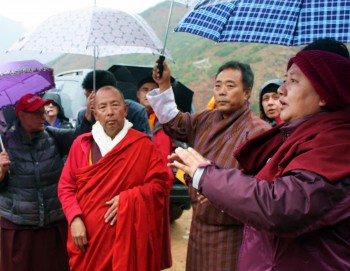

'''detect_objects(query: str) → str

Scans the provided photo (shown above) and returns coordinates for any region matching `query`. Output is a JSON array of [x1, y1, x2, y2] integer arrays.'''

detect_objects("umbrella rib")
[[289, 0, 304, 46]]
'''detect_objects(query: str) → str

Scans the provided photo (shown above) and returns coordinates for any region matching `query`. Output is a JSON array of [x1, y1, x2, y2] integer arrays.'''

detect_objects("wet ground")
[[164, 208, 192, 271], [0, 209, 193, 269]]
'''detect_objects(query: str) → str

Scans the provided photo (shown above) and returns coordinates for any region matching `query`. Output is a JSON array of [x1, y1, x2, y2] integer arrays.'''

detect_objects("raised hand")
[[168, 147, 208, 178], [85, 90, 95, 122], [0, 150, 10, 181], [152, 59, 172, 93]]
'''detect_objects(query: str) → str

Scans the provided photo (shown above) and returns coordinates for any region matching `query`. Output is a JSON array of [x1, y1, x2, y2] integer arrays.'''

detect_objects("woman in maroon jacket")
[[169, 50, 350, 271]]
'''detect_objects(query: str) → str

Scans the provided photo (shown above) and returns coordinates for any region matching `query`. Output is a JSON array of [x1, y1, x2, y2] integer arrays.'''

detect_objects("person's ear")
[[136, 90, 141, 101], [244, 88, 252, 100], [17, 111, 24, 119], [92, 109, 98, 121], [124, 103, 129, 117], [319, 99, 327, 107]]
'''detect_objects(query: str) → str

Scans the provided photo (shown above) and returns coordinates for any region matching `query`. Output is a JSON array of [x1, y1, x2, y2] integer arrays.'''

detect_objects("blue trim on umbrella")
[[175, 0, 350, 46]]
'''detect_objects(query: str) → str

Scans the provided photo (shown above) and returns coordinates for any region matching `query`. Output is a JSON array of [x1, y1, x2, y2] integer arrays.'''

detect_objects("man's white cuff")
[[192, 167, 205, 189], [147, 87, 179, 124]]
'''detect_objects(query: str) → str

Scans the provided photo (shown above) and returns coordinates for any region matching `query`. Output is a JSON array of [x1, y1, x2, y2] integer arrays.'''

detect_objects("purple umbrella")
[[0, 59, 54, 109]]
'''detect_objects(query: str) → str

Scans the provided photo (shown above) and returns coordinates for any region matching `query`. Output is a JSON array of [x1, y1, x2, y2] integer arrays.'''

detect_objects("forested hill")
[[48, 2, 302, 112]]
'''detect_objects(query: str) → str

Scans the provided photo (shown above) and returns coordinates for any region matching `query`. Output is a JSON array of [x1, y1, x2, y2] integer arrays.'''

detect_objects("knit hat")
[[287, 50, 350, 110], [15, 93, 53, 117]]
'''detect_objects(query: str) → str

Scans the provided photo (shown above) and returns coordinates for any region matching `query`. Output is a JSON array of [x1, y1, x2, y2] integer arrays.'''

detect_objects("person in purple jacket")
[[168, 49, 350, 271]]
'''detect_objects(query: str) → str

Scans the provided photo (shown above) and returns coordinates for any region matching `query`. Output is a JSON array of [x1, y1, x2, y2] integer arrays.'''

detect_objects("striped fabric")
[[175, 0, 350, 46], [163, 102, 270, 270]]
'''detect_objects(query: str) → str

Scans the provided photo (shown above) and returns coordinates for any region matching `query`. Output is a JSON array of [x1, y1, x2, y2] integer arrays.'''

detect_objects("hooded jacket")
[[259, 79, 283, 127], [43, 92, 72, 129]]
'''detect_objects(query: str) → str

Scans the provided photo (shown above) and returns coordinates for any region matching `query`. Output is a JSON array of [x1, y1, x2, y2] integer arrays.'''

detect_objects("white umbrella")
[[8, 6, 172, 61], [174, 0, 196, 7]]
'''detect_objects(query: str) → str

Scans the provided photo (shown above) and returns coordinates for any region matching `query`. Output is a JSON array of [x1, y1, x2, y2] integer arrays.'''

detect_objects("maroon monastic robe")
[[235, 107, 350, 182], [59, 129, 171, 271]]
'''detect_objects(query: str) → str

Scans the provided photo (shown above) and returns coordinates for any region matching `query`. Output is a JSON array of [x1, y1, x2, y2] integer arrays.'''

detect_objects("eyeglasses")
[[23, 110, 46, 116]]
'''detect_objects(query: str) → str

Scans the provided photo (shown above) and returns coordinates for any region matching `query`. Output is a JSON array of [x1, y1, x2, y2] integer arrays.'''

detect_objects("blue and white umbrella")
[[175, 0, 350, 46]]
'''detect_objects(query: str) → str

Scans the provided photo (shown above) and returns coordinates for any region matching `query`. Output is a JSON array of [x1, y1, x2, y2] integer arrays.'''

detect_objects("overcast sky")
[[0, 0, 167, 28], [0, 0, 176, 62]]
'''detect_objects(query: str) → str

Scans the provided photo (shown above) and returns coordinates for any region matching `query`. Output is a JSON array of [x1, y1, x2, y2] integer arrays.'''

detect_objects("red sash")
[[67, 130, 169, 270]]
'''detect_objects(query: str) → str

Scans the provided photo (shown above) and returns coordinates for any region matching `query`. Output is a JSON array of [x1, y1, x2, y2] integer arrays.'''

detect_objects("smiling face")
[[279, 63, 325, 122], [213, 68, 251, 118], [93, 86, 128, 139], [262, 92, 281, 119]]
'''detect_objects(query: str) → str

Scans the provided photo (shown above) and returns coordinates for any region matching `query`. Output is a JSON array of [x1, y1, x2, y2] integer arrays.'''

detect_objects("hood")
[[259, 79, 283, 124], [42, 91, 69, 121]]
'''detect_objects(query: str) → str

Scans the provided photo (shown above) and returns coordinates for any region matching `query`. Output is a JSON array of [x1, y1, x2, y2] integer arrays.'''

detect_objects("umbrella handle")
[[157, 55, 165, 78], [0, 135, 5, 152]]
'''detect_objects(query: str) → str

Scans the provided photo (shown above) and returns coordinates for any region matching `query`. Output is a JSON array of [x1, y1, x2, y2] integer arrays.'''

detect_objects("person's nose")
[[278, 84, 286, 96], [106, 105, 114, 116], [267, 97, 274, 105], [217, 85, 227, 95]]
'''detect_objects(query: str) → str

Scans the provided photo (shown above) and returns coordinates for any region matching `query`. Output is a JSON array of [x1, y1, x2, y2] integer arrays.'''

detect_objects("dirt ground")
[[164, 208, 192, 271], [0, 209, 193, 269]]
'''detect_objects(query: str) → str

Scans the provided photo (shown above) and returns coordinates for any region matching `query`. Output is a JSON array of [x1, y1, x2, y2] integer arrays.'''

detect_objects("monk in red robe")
[[58, 86, 171, 271]]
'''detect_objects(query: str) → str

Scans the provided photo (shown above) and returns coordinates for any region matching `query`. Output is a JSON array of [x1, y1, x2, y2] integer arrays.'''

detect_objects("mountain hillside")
[[48, 2, 302, 112]]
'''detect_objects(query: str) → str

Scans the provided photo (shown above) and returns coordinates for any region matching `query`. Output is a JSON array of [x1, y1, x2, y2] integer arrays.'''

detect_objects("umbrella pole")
[[162, 0, 175, 55], [93, 46, 96, 91], [157, 0, 175, 76]]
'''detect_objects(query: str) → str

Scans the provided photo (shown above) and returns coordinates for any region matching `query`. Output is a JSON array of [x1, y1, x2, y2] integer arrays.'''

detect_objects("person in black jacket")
[[0, 93, 93, 271]]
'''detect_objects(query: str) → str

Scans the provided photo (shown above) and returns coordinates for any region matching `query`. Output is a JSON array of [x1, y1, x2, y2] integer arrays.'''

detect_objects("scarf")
[[234, 107, 350, 183], [91, 118, 133, 157], [147, 110, 157, 131]]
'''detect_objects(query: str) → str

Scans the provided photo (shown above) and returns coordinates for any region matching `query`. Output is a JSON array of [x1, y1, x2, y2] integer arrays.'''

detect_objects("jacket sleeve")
[[58, 138, 84, 224], [74, 109, 85, 128], [147, 87, 179, 124], [147, 87, 197, 143], [47, 117, 92, 156], [197, 165, 350, 236]]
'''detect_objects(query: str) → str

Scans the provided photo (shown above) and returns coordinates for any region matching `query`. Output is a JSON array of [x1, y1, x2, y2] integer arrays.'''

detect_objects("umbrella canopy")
[[108, 64, 194, 113], [8, 6, 171, 59], [0, 59, 55, 109], [175, 0, 350, 46], [175, 0, 196, 6]]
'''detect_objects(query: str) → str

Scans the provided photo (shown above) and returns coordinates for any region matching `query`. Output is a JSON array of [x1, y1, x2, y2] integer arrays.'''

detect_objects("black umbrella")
[[108, 64, 194, 113]]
